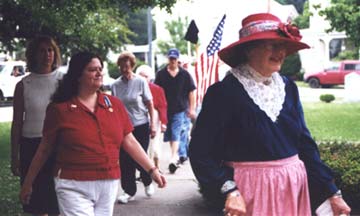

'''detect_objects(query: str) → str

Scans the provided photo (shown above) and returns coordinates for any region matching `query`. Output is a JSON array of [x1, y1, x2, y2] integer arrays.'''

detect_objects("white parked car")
[[0, 61, 27, 100]]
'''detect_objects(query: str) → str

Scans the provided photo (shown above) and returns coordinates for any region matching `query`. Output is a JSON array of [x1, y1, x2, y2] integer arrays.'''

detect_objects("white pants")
[[54, 178, 119, 216]]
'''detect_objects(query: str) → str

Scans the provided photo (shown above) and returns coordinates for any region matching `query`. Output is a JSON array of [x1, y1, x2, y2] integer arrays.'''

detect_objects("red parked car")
[[304, 60, 360, 88]]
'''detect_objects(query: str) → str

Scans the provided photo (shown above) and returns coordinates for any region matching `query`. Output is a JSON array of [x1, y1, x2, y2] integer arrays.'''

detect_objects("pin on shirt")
[[104, 95, 113, 112]]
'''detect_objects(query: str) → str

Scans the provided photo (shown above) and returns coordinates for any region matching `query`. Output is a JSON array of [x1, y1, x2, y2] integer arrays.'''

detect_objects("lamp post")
[[147, 7, 153, 68]]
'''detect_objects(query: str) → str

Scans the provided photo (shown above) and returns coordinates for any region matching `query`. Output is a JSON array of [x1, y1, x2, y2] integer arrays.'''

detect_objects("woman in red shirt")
[[20, 51, 166, 216]]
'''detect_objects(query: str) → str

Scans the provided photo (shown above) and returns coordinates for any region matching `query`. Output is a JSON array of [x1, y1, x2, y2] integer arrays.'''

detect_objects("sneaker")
[[178, 156, 188, 164], [117, 193, 135, 204], [169, 162, 178, 174], [145, 183, 155, 197]]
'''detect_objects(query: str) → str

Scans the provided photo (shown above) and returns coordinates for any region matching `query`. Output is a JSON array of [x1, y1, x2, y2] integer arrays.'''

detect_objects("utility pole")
[[147, 7, 153, 68]]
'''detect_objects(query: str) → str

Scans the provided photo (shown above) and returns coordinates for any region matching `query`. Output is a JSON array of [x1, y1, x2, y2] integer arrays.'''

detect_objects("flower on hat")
[[278, 23, 302, 41]]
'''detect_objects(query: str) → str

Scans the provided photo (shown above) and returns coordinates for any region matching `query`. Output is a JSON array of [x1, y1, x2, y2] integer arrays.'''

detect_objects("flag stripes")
[[194, 15, 226, 107]]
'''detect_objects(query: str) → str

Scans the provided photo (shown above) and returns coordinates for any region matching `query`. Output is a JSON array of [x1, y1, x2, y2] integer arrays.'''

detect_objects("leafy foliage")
[[319, 0, 360, 48], [334, 50, 359, 60], [319, 142, 360, 210], [320, 94, 336, 103], [126, 8, 157, 45], [293, 1, 311, 29], [0, 0, 177, 59], [280, 53, 302, 80], [274, 0, 307, 13], [157, 17, 196, 56]]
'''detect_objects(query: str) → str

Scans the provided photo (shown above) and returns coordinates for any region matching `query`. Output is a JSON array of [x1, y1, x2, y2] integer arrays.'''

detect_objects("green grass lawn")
[[1, 102, 360, 215], [0, 122, 23, 215], [303, 102, 360, 142]]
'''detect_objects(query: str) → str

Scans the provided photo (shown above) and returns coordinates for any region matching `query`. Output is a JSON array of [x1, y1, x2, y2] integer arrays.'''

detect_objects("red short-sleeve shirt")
[[43, 92, 133, 180], [149, 83, 168, 125]]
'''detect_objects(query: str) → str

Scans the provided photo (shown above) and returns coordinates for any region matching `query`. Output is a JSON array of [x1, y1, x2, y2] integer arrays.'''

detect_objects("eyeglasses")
[[263, 42, 287, 52]]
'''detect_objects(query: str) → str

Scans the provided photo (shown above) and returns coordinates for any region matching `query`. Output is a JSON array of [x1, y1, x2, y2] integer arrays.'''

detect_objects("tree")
[[319, 0, 360, 50], [157, 17, 189, 55], [0, 0, 177, 59], [126, 8, 157, 45], [156, 16, 197, 57], [274, 0, 307, 14], [280, 53, 302, 80], [293, 1, 311, 29]]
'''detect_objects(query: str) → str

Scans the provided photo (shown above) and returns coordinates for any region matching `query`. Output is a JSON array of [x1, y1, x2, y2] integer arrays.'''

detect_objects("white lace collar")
[[230, 64, 285, 122]]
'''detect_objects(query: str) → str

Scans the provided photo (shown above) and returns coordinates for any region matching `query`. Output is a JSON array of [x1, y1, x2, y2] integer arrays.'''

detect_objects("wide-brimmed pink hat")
[[218, 13, 310, 67]]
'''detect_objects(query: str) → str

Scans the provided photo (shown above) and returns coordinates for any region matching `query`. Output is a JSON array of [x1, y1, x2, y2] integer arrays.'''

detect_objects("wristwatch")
[[220, 180, 237, 194], [333, 190, 342, 198], [227, 190, 241, 198]]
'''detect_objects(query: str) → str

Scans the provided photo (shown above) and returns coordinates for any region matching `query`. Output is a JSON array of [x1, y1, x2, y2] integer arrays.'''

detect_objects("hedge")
[[319, 142, 360, 211]]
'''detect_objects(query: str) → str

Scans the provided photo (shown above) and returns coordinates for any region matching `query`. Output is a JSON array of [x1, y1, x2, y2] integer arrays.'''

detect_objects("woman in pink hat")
[[189, 13, 351, 216]]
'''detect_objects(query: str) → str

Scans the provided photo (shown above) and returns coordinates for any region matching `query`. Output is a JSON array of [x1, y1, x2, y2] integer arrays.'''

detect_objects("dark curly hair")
[[52, 51, 103, 103]]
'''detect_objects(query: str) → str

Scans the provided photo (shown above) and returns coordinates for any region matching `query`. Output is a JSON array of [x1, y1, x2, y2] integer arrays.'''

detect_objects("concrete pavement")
[[0, 106, 12, 122], [113, 143, 221, 216]]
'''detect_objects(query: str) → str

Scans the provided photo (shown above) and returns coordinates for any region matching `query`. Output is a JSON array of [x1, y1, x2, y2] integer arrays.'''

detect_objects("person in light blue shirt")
[[111, 51, 156, 204]]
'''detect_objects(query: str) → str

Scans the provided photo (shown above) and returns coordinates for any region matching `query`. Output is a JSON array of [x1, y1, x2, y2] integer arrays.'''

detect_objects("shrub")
[[319, 142, 360, 210], [333, 50, 359, 61], [320, 94, 335, 103], [280, 53, 302, 80], [107, 61, 120, 79]]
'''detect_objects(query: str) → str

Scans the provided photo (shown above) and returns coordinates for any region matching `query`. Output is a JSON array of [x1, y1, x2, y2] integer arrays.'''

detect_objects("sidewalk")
[[113, 143, 220, 216]]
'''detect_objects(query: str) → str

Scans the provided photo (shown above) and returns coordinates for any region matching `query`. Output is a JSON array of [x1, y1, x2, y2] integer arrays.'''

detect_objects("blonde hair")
[[117, 51, 136, 68]]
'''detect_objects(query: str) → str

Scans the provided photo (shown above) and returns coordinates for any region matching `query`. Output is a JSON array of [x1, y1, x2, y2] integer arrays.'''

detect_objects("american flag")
[[195, 14, 226, 107]]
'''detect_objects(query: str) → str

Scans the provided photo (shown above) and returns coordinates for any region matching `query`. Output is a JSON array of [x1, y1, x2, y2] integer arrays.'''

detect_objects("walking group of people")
[[10, 12, 351, 216], [11, 36, 194, 215]]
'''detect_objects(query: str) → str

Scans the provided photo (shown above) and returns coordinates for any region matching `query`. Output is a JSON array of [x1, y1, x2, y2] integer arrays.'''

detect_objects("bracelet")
[[148, 166, 158, 175]]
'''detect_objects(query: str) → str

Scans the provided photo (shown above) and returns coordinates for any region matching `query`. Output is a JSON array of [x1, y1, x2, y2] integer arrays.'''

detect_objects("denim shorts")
[[164, 111, 186, 142]]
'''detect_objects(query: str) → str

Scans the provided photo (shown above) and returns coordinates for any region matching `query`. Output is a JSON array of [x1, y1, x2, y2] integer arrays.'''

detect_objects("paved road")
[[298, 86, 346, 103], [0, 106, 12, 123]]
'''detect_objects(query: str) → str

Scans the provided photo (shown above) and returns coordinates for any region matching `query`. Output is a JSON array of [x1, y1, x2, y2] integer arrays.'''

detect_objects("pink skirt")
[[228, 155, 311, 216]]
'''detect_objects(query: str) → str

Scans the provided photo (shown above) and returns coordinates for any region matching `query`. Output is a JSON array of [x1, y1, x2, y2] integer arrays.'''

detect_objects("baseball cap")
[[167, 48, 180, 59]]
